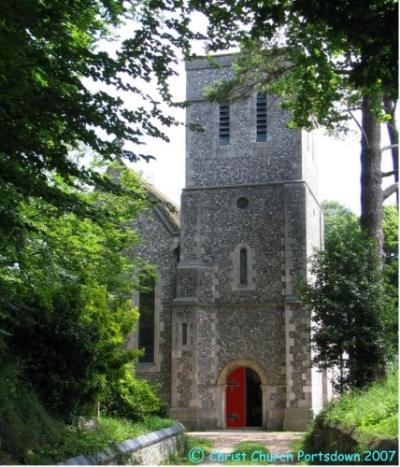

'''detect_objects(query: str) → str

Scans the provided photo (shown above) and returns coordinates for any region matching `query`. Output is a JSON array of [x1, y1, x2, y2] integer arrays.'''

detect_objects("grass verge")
[[321, 369, 397, 441], [299, 368, 398, 464], [163, 435, 214, 464]]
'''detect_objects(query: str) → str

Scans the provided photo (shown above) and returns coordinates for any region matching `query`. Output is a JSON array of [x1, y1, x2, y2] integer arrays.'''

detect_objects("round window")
[[237, 197, 249, 209]]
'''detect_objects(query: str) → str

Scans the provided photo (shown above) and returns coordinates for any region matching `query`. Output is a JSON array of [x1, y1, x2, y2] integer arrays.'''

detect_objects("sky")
[[107, 13, 395, 215]]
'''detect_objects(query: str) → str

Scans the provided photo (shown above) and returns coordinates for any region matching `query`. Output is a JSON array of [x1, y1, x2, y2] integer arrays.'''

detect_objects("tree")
[[190, 0, 398, 258], [293, 0, 398, 209], [299, 201, 397, 393], [381, 205, 399, 359], [320, 201, 356, 240], [0, 163, 160, 418], [1, 1, 200, 423], [0, 0, 193, 241]]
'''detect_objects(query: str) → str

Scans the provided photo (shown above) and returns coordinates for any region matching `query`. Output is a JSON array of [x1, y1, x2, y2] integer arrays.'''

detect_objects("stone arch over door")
[[216, 358, 269, 428]]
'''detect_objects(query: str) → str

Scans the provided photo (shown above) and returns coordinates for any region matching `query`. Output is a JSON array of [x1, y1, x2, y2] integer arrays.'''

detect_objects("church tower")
[[169, 54, 329, 430]]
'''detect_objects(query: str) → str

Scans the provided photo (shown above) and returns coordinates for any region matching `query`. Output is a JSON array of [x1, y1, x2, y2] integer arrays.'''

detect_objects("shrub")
[[324, 367, 398, 440], [26, 415, 174, 464], [299, 211, 387, 392], [102, 363, 162, 420], [6, 283, 138, 419], [0, 361, 61, 463], [1, 164, 150, 420], [301, 367, 398, 457]]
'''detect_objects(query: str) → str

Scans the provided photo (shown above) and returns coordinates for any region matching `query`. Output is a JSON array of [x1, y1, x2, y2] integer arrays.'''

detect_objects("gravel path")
[[187, 430, 304, 464]]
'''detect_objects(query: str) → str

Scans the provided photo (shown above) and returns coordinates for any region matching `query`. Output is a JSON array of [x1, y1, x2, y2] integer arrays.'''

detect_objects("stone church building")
[[128, 54, 331, 431]]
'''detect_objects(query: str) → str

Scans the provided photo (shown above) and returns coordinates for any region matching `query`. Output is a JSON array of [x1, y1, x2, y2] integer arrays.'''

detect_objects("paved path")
[[187, 430, 304, 464]]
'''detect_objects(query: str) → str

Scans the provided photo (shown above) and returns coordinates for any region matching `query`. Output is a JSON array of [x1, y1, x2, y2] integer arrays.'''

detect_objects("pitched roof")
[[143, 181, 180, 235]]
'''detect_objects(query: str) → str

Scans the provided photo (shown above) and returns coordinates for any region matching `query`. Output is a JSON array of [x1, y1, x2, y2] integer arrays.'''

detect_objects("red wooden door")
[[226, 367, 245, 427]]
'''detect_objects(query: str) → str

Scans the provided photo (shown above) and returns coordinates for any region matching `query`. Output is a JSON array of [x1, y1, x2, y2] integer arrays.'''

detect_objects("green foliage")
[[6, 282, 137, 417], [102, 364, 162, 420], [321, 201, 357, 241], [0, 2, 186, 453], [0, 163, 162, 419], [302, 368, 398, 456], [0, 362, 61, 463], [26, 415, 174, 464], [381, 206, 399, 359], [0, 356, 172, 464], [382, 206, 399, 292], [164, 436, 214, 465], [299, 201, 390, 391], [324, 368, 398, 441], [325, 202, 398, 366], [192, 1, 397, 126], [0, 0, 195, 240]]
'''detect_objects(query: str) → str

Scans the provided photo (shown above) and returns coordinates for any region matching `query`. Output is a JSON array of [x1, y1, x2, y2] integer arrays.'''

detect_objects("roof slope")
[[143, 181, 180, 235]]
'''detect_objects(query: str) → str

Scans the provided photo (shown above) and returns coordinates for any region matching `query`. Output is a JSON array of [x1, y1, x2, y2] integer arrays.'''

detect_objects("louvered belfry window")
[[219, 102, 230, 145], [256, 93, 267, 142]]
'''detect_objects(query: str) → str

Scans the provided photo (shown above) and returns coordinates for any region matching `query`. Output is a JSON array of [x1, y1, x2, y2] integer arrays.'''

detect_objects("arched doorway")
[[226, 366, 262, 428], [216, 359, 268, 428]]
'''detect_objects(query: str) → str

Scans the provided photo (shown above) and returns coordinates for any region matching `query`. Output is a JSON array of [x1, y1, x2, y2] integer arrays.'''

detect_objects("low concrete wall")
[[61, 422, 185, 465]]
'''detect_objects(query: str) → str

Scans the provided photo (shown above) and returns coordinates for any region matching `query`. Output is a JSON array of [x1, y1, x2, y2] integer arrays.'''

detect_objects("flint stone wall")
[[185, 56, 303, 188], [127, 207, 179, 403]]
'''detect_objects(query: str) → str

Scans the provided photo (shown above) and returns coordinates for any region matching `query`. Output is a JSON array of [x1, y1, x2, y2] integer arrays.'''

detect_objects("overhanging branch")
[[382, 170, 398, 178], [383, 183, 399, 201], [381, 144, 399, 153]]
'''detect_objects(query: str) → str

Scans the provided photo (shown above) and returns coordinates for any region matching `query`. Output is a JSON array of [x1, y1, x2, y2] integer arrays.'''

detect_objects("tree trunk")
[[360, 95, 384, 262], [383, 95, 399, 206]]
